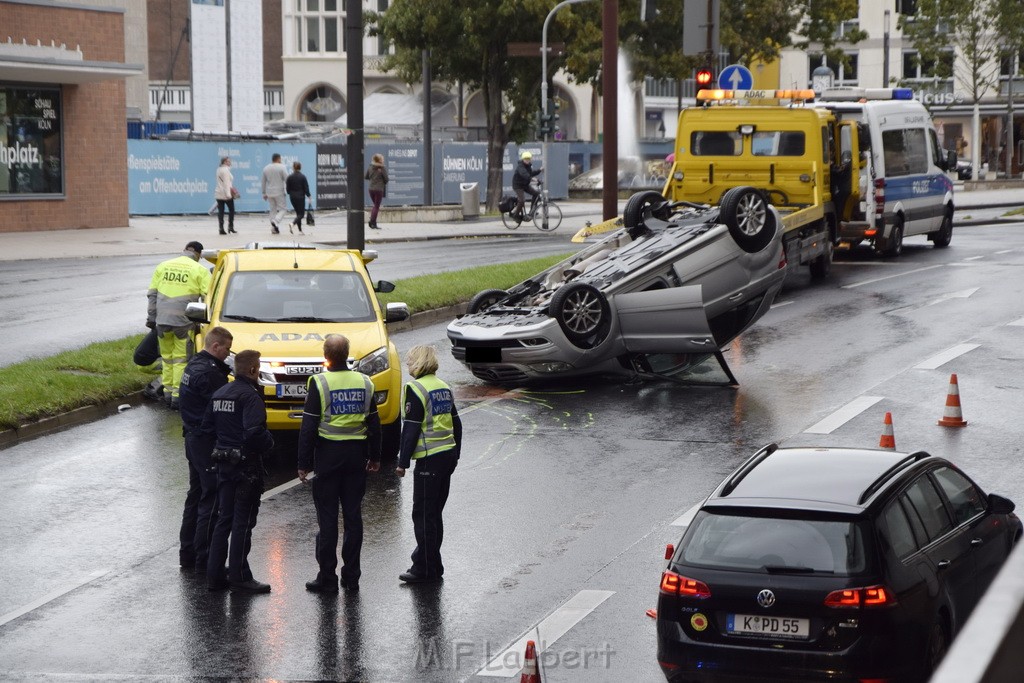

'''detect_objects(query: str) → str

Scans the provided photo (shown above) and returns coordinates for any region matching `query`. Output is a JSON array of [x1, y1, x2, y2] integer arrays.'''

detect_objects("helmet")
[[521, 151, 532, 161]]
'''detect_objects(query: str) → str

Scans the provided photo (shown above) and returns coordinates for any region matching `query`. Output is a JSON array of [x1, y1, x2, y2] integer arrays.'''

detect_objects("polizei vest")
[[310, 370, 375, 440], [404, 375, 455, 458]]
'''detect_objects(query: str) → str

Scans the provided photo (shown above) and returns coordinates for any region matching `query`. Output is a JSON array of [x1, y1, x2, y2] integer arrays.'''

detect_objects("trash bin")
[[460, 182, 480, 218]]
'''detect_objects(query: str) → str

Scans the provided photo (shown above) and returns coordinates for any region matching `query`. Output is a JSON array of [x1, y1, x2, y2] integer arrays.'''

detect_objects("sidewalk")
[[0, 186, 1021, 262]]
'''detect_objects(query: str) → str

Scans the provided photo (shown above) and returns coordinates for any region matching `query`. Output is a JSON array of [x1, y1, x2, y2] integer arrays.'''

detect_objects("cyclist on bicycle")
[[512, 151, 542, 220]]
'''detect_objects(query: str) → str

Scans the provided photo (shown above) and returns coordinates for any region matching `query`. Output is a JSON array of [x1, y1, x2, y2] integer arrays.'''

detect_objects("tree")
[[900, 0, 1002, 177]]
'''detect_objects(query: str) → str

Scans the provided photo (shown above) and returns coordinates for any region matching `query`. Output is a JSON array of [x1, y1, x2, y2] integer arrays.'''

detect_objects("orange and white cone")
[[937, 373, 968, 428], [519, 640, 541, 683], [879, 412, 896, 449]]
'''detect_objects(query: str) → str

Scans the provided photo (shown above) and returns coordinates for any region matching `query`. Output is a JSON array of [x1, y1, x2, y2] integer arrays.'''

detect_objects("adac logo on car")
[[258, 332, 327, 342], [690, 613, 709, 632]]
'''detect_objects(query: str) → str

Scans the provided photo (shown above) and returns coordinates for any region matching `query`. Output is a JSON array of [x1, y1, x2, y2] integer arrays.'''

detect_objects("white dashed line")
[[1009, 318, 1024, 327], [962, 256, 985, 261], [262, 478, 305, 500], [804, 396, 884, 434], [0, 569, 109, 627], [996, 250, 1014, 255], [914, 343, 980, 370], [671, 503, 702, 528], [770, 300, 794, 309], [841, 265, 944, 289], [476, 590, 615, 677]]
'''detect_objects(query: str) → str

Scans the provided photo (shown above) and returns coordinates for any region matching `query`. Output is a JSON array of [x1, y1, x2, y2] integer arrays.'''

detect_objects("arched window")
[[301, 85, 345, 122]]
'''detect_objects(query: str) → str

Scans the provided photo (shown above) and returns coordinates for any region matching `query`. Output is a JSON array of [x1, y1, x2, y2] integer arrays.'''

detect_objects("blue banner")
[[128, 140, 317, 215]]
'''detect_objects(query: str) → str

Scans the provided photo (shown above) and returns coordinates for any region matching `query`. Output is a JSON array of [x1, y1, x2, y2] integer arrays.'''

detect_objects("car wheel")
[[809, 235, 833, 280], [930, 209, 953, 248], [549, 282, 610, 349], [719, 186, 778, 253], [467, 288, 509, 314], [381, 420, 401, 459], [880, 217, 904, 257], [623, 190, 671, 230], [926, 619, 948, 675]]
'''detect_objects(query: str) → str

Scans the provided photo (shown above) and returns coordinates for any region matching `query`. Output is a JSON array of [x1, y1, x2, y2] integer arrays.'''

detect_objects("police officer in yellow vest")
[[298, 334, 381, 593], [146, 241, 212, 409], [395, 345, 462, 584]]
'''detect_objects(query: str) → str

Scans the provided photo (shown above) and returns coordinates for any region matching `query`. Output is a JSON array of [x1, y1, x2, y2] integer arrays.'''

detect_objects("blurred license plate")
[[727, 614, 809, 639], [465, 347, 501, 363], [275, 383, 308, 398]]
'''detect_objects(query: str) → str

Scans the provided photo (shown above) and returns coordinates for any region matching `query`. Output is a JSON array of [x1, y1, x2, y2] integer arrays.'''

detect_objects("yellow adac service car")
[[186, 243, 409, 449]]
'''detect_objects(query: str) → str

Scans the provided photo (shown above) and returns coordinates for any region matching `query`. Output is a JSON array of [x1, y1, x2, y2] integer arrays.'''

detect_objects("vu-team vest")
[[404, 375, 455, 458], [310, 370, 375, 440]]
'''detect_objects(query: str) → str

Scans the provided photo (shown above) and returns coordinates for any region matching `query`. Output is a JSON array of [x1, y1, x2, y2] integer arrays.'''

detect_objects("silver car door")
[[613, 285, 716, 353]]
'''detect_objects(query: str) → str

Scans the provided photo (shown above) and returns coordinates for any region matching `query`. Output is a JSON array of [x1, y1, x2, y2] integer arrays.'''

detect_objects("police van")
[[817, 87, 956, 256]]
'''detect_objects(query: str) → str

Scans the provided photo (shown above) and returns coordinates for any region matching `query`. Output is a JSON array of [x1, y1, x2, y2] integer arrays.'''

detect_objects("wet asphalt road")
[[0, 235, 574, 368], [1, 224, 1024, 681]]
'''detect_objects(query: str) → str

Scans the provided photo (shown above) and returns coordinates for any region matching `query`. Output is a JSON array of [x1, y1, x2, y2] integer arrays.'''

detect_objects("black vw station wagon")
[[657, 445, 1021, 683]]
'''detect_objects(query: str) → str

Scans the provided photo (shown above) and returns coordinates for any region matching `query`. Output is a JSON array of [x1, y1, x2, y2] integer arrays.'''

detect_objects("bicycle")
[[501, 180, 563, 231]]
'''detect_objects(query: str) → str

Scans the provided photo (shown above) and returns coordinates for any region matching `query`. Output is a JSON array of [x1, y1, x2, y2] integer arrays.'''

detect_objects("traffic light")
[[548, 98, 561, 136], [695, 68, 714, 93]]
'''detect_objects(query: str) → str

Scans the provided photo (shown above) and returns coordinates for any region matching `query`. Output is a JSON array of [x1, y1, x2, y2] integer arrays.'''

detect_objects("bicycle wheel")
[[501, 210, 523, 230], [533, 202, 563, 231]]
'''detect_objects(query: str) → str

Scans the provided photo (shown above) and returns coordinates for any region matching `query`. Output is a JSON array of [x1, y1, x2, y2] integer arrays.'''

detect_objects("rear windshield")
[[681, 510, 870, 575], [222, 270, 376, 323]]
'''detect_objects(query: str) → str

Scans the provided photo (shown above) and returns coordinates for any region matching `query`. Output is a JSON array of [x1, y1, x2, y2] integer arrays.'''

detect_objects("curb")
[[0, 305, 468, 451]]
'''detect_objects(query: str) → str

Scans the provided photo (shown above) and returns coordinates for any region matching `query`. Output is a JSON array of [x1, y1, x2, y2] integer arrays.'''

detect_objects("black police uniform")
[[297, 375, 381, 589], [177, 350, 231, 572], [202, 374, 274, 590], [398, 387, 462, 581]]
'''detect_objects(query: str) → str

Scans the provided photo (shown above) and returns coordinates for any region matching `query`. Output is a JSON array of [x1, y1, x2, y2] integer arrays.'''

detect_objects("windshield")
[[681, 510, 870, 575], [221, 270, 376, 323]]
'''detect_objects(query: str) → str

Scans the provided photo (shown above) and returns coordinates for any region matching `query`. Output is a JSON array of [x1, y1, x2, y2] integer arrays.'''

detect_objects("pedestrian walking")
[[261, 153, 288, 234], [214, 157, 237, 235], [395, 345, 461, 584], [177, 325, 233, 574], [298, 334, 382, 593], [146, 241, 212, 409], [204, 349, 276, 593], [286, 161, 311, 235], [365, 153, 388, 230], [512, 151, 542, 219]]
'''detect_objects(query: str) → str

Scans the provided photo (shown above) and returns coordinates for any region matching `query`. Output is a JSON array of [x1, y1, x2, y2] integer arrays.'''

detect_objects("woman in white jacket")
[[214, 157, 237, 234]]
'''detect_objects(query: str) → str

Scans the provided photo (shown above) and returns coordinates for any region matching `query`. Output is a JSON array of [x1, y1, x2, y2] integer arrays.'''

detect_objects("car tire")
[[925, 619, 948, 676], [467, 288, 509, 314], [623, 190, 671, 230], [930, 209, 953, 248], [879, 216, 904, 257], [719, 186, 778, 253], [549, 282, 610, 349], [381, 420, 401, 459], [809, 236, 833, 280]]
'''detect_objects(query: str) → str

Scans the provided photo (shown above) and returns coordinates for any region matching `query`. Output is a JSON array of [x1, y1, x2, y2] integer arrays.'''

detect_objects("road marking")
[[996, 249, 1014, 255], [1010, 317, 1024, 327], [842, 264, 944, 289], [477, 590, 615, 677], [804, 396, 883, 434], [927, 287, 979, 306], [262, 478, 305, 500], [914, 343, 980, 370], [671, 503, 702, 527], [461, 388, 523, 415], [962, 256, 985, 261], [770, 300, 794, 309], [0, 569, 108, 627]]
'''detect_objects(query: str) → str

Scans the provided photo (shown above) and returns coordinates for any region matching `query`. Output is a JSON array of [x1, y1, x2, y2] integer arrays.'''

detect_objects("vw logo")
[[756, 589, 776, 608]]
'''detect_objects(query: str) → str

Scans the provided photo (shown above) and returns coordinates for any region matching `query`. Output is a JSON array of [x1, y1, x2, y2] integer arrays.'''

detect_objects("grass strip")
[[0, 251, 574, 431]]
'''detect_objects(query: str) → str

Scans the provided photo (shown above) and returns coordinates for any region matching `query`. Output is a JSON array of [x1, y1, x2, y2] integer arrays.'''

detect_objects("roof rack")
[[720, 443, 779, 496], [857, 450, 933, 504]]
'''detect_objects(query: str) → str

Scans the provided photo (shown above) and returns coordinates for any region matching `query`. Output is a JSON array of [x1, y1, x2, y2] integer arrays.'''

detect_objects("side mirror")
[[385, 302, 410, 323], [989, 493, 1016, 515], [375, 279, 396, 294], [185, 301, 209, 324]]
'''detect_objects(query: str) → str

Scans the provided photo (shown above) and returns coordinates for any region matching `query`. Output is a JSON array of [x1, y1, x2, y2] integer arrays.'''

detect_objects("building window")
[[898, 0, 917, 15], [292, 0, 343, 55], [808, 52, 859, 86], [902, 49, 954, 81]]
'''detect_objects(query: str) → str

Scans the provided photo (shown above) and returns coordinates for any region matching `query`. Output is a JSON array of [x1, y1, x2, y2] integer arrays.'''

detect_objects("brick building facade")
[[0, 0, 141, 231]]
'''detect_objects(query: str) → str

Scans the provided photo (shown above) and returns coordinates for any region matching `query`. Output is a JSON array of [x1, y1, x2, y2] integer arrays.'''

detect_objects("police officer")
[[147, 241, 212, 409], [395, 345, 461, 584], [177, 325, 233, 573], [298, 334, 381, 593], [203, 349, 275, 593]]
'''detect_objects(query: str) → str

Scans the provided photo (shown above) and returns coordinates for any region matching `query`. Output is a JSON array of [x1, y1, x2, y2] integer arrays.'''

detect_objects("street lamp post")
[[883, 9, 890, 87]]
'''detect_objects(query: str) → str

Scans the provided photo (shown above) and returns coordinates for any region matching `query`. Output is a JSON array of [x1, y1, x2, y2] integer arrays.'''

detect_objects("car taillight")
[[660, 571, 711, 598], [824, 585, 896, 608]]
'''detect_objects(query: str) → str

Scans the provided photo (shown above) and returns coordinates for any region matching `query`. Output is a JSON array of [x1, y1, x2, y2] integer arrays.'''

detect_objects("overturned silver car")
[[447, 187, 787, 384]]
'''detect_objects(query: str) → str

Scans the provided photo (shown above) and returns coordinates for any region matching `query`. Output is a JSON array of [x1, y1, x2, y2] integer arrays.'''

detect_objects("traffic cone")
[[879, 412, 896, 449], [519, 640, 541, 683], [937, 373, 968, 428]]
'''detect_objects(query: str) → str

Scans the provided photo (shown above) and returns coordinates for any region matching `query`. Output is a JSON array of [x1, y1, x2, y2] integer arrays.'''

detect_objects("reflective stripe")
[[312, 371, 374, 441], [405, 376, 455, 459]]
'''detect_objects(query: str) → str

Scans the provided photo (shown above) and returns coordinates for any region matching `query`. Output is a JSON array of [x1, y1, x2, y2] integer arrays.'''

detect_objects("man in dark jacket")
[[203, 349, 275, 593], [512, 151, 542, 219], [177, 326, 233, 574], [298, 334, 382, 593]]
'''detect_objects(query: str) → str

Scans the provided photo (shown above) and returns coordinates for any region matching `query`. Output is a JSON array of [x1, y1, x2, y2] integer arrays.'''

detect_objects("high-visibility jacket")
[[404, 375, 455, 459], [310, 370, 375, 441], [147, 254, 211, 328]]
